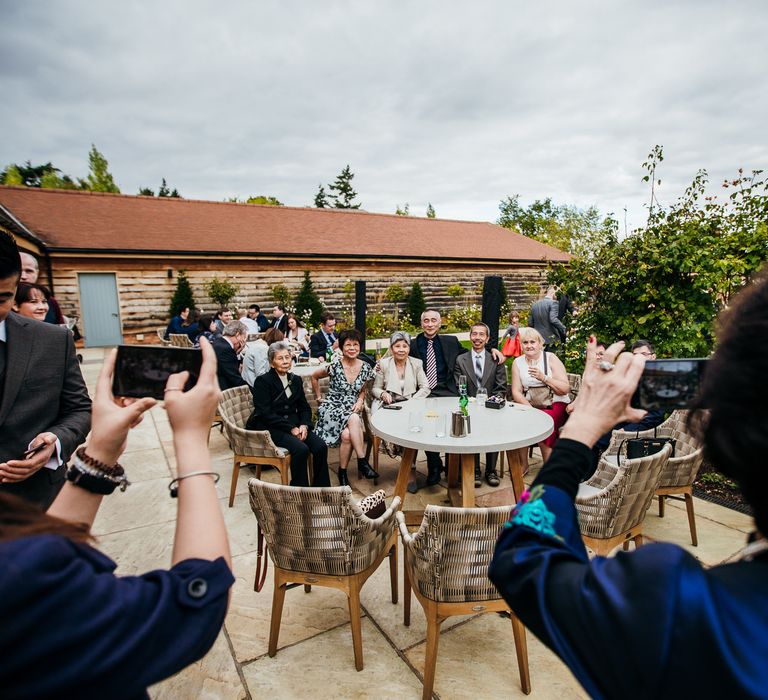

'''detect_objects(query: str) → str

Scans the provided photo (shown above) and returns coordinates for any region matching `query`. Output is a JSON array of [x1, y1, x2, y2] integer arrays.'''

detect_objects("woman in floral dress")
[[311, 328, 378, 486]]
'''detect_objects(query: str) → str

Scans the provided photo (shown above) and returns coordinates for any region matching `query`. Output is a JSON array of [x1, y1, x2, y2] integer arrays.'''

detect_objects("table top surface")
[[369, 396, 554, 453], [291, 362, 328, 377]]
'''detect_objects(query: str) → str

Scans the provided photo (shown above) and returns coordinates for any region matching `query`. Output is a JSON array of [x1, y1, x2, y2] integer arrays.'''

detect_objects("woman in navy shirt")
[[0, 338, 234, 700]]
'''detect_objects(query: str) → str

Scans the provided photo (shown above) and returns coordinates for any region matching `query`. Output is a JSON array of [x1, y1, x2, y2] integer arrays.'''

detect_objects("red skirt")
[[539, 401, 568, 448]]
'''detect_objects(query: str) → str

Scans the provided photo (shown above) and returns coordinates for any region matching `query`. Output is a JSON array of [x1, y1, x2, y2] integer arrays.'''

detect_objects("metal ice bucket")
[[450, 411, 471, 437]]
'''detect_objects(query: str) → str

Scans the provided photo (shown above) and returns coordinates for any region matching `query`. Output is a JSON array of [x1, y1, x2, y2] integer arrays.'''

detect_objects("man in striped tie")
[[410, 309, 505, 489]]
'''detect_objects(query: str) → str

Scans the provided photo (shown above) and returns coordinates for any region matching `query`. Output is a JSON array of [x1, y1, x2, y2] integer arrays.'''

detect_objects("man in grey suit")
[[0, 232, 91, 509], [454, 322, 507, 487], [529, 286, 567, 354]]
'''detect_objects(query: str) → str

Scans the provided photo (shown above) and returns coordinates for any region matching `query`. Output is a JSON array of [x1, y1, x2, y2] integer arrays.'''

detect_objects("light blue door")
[[78, 273, 123, 347]]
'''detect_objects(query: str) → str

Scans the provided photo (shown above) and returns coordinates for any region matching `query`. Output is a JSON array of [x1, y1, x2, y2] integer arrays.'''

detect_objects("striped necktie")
[[475, 354, 483, 386], [425, 338, 438, 389]]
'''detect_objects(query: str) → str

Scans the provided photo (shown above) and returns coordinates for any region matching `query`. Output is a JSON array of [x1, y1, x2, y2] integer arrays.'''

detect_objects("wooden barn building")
[[0, 186, 568, 346]]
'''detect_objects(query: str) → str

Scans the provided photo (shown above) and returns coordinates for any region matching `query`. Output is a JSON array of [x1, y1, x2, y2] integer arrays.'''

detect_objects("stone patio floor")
[[78, 348, 753, 699]]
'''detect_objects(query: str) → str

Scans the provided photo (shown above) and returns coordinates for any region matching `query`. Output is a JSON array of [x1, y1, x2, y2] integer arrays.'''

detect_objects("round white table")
[[370, 396, 554, 518], [291, 362, 328, 413]]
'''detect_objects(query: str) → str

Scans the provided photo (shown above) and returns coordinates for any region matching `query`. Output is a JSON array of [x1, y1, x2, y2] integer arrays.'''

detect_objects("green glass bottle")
[[459, 389, 469, 416]]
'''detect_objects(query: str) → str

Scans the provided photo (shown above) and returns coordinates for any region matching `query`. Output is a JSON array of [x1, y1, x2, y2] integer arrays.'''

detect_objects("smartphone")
[[382, 404, 403, 410], [23, 441, 49, 459], [631, 359, 708, 411], [112, 345, 203, 400]]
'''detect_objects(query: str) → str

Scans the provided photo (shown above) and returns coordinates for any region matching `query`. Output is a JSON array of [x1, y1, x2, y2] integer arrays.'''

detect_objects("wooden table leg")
[[393, 447, 417, 504], [505, 449, 526, 502], [461, 454, 476, 508], [447, 453, 459, 488]]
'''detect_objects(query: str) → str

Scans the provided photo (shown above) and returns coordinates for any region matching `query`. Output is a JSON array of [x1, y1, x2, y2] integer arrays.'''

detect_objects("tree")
[[1, 165, 23, 186], [395, 203, 410, 216], [406, 282, 426, 326], [40, 170, 78, 189], [2, 161, 77, 188], [426, 202, 436, 219], [83, 144, 120, 193], [168, 269, 196, 317], [314, 184, 329, 208], [548, 151, 768, 368], [328, 165, 360, 209], [204, 276, 239, 308], [271, 283, 291, 308], [246, 195, 283, 206], [294, 271, 324, 327], [138, 186, 155, 196]]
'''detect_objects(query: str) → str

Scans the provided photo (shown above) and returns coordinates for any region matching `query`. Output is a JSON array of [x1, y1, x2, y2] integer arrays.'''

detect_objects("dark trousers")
[[474, 452, 498, 473], [425, 451, 443, 475], [269, 430, 330, 487]]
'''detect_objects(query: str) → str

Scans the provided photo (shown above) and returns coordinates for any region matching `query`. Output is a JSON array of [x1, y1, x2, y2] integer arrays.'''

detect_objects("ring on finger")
[[164, 387, 183, 393], [598, 360, 615, 372]]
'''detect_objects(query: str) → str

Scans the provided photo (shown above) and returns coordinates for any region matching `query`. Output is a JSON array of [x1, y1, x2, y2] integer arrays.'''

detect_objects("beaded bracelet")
[[76, 446, 124, 477], [67, 452, 130, 495], [168, 471, 220, 498]]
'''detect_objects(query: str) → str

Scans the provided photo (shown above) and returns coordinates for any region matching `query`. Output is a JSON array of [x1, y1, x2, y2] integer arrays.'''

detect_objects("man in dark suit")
[[308, 311, 338, 359], [248, 304, 270, 333], [0, 232, 91, 509], [454, 322, 507, 487], [529, 286, 567, 354], [271, 304, 288, 333], [246, 340, 330, 486], [212, 320, 248, 390]]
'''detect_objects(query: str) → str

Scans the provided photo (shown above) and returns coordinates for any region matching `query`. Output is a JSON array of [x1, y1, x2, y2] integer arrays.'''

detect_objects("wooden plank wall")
[[44, 256, 547, 342]]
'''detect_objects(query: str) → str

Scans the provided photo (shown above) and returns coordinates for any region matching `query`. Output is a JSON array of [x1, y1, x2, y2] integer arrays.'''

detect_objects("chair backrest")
[[566, 372, 582, 401], [156, 328, 171, 345], [248, 479, 399, 576], [169, 333, 194, 348], [654, 410, 705, 488], [398, 504, 510, 603], [218, 385, 283, 457], [578, 442, 673, 539]]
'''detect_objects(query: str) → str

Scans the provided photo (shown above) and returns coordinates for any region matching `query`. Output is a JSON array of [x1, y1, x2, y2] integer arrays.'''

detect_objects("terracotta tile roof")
[[0, 186, 569, 263]]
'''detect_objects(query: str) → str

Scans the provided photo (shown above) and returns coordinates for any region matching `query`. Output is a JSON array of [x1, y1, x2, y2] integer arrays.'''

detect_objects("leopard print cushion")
[[358, 489, 386, 519]]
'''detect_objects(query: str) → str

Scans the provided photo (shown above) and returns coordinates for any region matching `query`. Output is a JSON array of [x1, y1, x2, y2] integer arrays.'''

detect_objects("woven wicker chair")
[[576, 442, 673, 555], [156, 328, 171, 346], [605, 411, 704, 545], [218, 385, 292, 506], [249, 480, 400, 671], [169, 333, 194, 348], [398, 505, 531, 699]]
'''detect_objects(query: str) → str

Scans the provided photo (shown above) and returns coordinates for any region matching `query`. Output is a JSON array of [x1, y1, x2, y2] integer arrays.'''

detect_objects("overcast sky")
[[2, 1, 766, 233]]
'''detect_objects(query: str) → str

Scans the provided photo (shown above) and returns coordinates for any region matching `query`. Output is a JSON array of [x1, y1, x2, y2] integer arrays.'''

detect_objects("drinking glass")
[[426, 397, 437, 417], [408, 410, 423, 433], [476, 388, 489, 405], [434, 413, 446, 438], [458, 374, 467, 393]]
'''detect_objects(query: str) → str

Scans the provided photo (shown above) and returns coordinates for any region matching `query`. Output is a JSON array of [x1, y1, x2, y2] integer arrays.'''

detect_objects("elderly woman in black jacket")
[[246, 341, 330, 487]]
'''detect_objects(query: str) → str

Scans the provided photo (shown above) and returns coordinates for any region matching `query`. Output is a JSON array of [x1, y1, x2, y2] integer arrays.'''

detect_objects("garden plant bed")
[[693, 463, 753, 516]]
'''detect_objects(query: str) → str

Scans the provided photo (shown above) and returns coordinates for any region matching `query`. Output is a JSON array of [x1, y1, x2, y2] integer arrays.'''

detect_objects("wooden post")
[[481, 275, 504, 347], [354, 280, 367, 347]]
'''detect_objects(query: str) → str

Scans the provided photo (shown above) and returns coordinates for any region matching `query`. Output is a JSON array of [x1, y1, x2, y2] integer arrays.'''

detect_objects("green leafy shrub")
[[204, 276, 239, 307]]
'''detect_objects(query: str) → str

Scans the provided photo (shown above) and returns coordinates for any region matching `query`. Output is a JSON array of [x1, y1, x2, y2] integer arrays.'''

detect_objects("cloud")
[[1, 1, 766, 231]]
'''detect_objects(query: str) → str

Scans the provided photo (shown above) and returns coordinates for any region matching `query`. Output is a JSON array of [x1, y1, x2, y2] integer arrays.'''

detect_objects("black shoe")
[[474, 466, 482, 488], [426, 461, 442, 486], [338, 469, 349, 487], [485, 470, 500, 487], [357, 460, 379, 480]]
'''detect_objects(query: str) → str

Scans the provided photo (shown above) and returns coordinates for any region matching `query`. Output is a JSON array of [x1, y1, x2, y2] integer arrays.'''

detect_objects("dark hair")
[[175, 304, 190, 317], [631, 339, 655, 354], [274, 303, 285, 312], [249, 304, 260, 312], [186, 309, 200, 326], [0, 493, 93, 545], [0, 231, 22, 281], [218, 307, 231, 316], [320, 311, 335, 324], [508, 311, 519, 322], [688, 269, 768, 534], [198, 314, 216, 332], [338, 328, 363, 349], [14, 282, 50, 305], [263, 327, 285, 345]]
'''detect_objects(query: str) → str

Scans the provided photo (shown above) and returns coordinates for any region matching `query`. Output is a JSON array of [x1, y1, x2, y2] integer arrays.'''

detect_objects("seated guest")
[[271, 304, 288, 333], [194, 314, 220, 346], [308, 311, 338, 359], [214, 308, 233, 334], [246, 341, 330, 487], [212, 320, 247, 390], [164, 305, 191, 340], [510, 327, 571, 469], [13, 282, 51, 322], [371, 330, 430, 489], [242, 328, 284, 386], [184, 309, 201, 342], [455, 322, 508, 487], [285, 313, 309, 356], [311, 329, 377, 486], [491, 272, 768, 697], [248, 304, 270, 333], [238, 309, 260, 335]]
